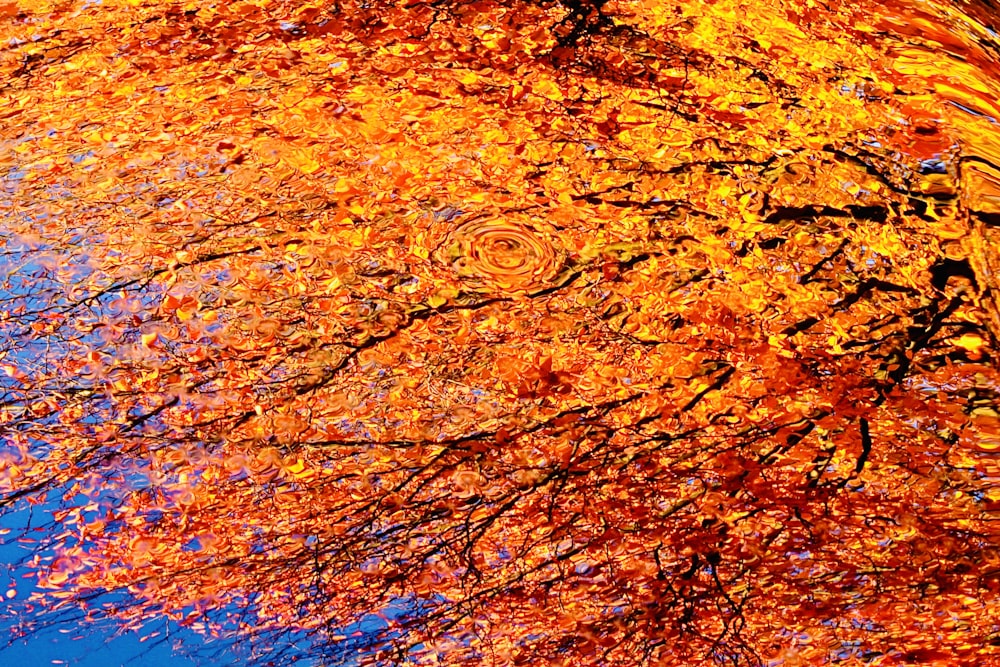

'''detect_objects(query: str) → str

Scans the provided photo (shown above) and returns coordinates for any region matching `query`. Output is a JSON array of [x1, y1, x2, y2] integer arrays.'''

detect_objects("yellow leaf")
[[532, 79, 563, 101], [285, 459, 307, 477], [952, 334, 984, 353]]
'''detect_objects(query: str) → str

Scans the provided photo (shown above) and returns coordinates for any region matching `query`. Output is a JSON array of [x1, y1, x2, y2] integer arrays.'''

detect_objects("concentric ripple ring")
[[441, 218, 562, 291]]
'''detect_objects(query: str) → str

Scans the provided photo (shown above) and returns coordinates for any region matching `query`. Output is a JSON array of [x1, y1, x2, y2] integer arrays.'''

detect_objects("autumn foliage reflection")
[[1, 0, 1000, 665]]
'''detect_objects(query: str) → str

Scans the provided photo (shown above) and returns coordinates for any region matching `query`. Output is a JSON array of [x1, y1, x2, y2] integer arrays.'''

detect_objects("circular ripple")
[[441, 218, 562, 291]]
